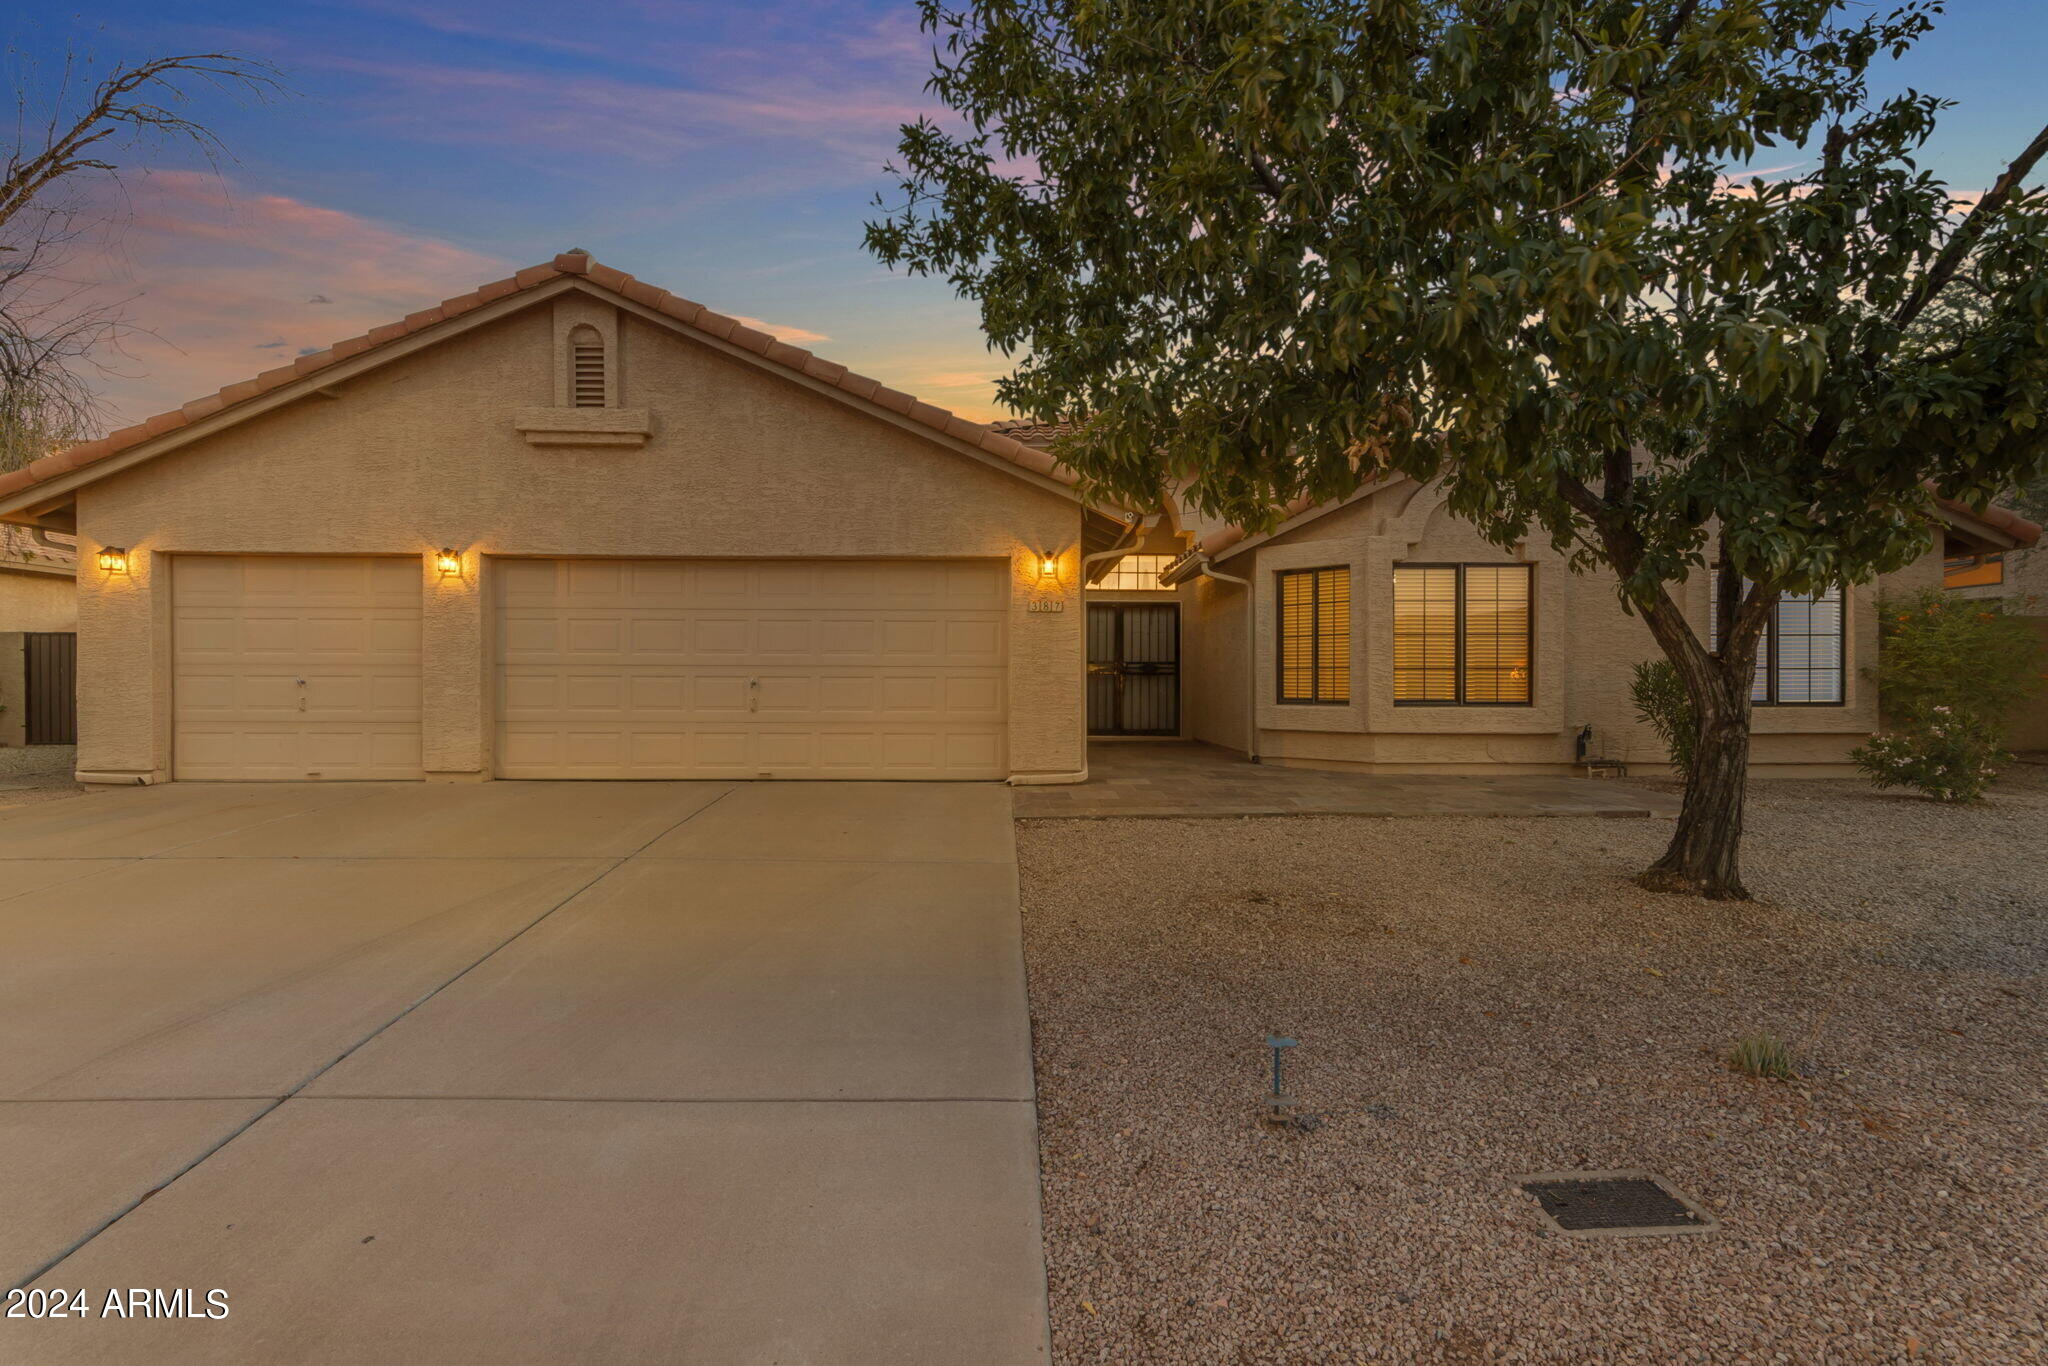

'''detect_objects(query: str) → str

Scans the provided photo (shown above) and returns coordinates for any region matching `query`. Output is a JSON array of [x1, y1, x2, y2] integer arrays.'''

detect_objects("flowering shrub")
[[1856, 591, 2044, 802], [1852, 708, 2008, 803]]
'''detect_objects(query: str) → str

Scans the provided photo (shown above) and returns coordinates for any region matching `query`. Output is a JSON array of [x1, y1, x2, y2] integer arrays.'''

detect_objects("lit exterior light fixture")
[[98, 546, 129, 574], [435, 548, 462, 577], [1038, 550, 1060, 579]]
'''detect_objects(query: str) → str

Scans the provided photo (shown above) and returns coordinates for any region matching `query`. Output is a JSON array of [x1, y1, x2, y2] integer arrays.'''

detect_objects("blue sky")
[[8, 0, 2047, 428]]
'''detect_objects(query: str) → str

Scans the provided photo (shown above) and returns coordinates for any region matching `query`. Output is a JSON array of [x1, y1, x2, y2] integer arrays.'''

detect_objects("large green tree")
[[868, 0, 2048, 897]]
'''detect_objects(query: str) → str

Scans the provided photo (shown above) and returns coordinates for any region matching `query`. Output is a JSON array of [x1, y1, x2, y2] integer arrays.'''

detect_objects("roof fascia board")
[[0, 559, 74, 579]]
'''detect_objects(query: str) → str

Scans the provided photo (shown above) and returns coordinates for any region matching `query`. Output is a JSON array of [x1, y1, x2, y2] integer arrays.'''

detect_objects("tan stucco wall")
[[1186, 480, 1885, 775], [0, 568, 76, 634], [1184, 573, 1249, 753], [70, 293, 1084, 782]]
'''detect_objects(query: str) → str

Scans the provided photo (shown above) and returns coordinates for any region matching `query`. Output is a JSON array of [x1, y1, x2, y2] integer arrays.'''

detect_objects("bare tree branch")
[[0, 47, 283, 469]]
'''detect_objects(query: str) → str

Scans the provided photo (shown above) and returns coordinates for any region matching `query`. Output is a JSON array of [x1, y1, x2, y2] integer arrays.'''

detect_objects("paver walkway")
[[1014, 742, 1679, 819], [0, 781, 1048, 1363]]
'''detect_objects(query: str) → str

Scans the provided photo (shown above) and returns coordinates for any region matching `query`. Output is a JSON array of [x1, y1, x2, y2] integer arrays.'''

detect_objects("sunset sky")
[[9, 0, 2047, 431]]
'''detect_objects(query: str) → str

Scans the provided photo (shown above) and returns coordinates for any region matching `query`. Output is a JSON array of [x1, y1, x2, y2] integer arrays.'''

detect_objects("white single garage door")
[[173, 556, 423, 780], [495, 558, 1007, 779]]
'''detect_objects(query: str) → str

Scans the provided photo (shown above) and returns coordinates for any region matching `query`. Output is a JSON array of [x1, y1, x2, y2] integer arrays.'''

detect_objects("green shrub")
[[1629, 659, 1696, 780], [1854, 591, 2044, 801], [1853, 712, 2008, 803], [1728, 1033, 1800, 1081], [1871, 590, 2044, 732]]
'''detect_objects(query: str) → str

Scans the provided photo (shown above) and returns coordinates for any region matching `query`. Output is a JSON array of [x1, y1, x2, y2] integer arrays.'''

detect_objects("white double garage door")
[[172, 556, 1009, 781]]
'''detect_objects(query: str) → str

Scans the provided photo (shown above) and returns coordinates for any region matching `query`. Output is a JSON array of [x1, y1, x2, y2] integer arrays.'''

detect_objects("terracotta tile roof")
[[0, 524, 76, 571], [1203, 487, 2039, 561], [1941, 496, 2041, 546], [0, 252, 1076, 505]]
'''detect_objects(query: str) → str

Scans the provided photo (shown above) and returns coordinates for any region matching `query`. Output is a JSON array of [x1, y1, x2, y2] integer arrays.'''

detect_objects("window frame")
[[1942, 550, 2005, 589], [1275, 565, 1352, 706], [1095, 553, 1177, 592], [1710, 574, 1847, 708], [1391, 562, 1535, 708]]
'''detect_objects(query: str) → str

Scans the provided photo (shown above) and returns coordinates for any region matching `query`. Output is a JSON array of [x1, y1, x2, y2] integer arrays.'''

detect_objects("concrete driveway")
[[0, 781, 1048, 1363]]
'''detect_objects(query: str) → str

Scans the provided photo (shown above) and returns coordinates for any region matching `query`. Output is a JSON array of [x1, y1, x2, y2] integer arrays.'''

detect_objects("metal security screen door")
[[1087, 603, 1180, 735]]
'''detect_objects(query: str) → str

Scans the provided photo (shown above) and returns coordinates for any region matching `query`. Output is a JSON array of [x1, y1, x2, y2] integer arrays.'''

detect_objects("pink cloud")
[[730, 315, 829, 345], [70, 171, 506, 426]]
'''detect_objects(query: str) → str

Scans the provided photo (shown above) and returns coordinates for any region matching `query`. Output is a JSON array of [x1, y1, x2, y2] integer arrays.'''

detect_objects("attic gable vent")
[[569, 325, 606, 407]]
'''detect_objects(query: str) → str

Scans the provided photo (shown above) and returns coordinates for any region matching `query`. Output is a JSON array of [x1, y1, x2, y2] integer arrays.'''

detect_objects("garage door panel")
[[175, 556, 423, 781], [565, 561, 628, 598], [684, 674, 749, 713], [819, 675, 879, 714], [946, 731, 1003, 769], [565, 618, 624, 655], [693, 619, 752, 655], [817, 620, 877, 655], [945, 620, 1004, 660], [493, 559, 1007, 780], [948, 562, 1008, 606]]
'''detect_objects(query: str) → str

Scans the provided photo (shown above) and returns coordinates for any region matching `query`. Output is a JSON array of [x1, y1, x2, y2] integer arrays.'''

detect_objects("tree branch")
[[1246, 147, 1287, 202], [1893, 121, 2048, 335]]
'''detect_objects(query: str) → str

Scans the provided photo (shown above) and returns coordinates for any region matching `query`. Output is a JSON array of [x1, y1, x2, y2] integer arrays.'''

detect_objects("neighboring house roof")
[[0, 524, 76, 578], [0, 252, 1079, 516], [1938, 497, 2041, 549]]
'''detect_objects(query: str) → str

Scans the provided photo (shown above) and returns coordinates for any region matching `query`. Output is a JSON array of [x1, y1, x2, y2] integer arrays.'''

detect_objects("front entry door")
[[1087, 603, 1180, 736]]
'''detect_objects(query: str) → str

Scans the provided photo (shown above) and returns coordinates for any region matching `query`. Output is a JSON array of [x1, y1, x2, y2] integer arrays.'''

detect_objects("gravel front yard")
[[1018, 767, 2048, 1363]]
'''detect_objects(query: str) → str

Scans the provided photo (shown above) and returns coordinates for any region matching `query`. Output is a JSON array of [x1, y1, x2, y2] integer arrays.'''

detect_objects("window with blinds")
[[569, 325, 606, 407], [1708, 575, 1844, 705], [1392, 564, 1532, 705], [1277, 567, 1351, 703]]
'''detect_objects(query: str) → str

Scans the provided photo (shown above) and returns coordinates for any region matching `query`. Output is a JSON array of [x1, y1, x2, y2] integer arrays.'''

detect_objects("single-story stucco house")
[[0, 252, 2036, 785]]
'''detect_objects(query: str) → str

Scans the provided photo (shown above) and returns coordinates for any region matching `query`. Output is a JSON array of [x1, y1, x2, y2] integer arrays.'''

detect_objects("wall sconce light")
[[1038, 550, 1060, 580], [435, 548, 462, 577], [98, 546, 130, 574]]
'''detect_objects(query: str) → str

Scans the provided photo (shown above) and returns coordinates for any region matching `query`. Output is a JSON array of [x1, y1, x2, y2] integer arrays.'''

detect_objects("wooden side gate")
[[23, 632, 77, 745]]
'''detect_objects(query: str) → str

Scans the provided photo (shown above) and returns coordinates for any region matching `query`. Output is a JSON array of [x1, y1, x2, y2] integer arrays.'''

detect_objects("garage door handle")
[[748, 677, 759, 713]]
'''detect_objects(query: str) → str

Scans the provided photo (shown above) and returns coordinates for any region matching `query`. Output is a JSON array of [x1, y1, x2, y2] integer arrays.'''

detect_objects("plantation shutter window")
[[1277, 567, 1351, 703], [1392, 564, 1533, 705], [1392, 566, 1459, 702], [1708, 575, 1844, 706]]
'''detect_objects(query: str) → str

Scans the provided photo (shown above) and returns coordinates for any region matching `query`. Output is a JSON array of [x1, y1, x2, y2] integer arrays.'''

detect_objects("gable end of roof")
[[0, 252, 1076, 511]]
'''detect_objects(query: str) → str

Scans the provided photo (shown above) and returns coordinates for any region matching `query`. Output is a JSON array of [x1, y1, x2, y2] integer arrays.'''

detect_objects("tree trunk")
[[1552, 471, 1772, 900], [1638, 677, 1753, 899]]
